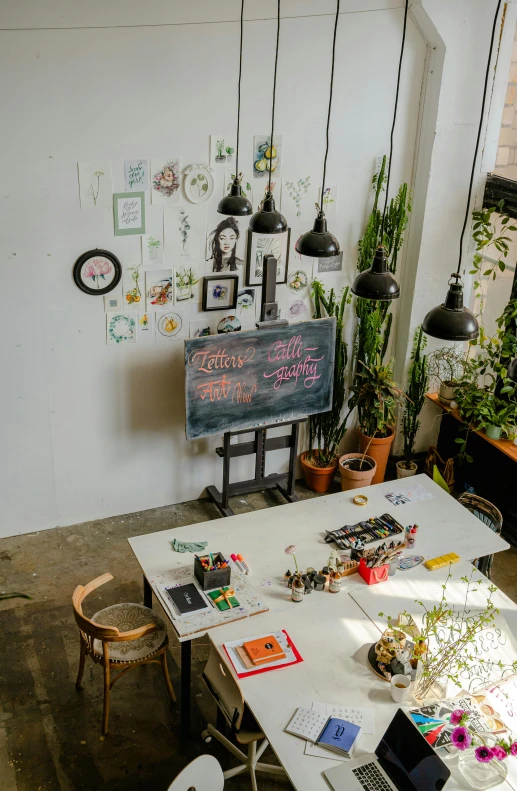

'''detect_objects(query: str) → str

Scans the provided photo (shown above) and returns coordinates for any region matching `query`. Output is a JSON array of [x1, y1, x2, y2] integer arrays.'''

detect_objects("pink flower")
[[92, 257, 111, 275], [83, 262, 98, 279], [491, 745, 507, 761], [451, 727, 472, 751], [285, 545, 297, 555], [510, 743, 517, 756], [475, 746, 494, 763], [450, 709, 466, 726]]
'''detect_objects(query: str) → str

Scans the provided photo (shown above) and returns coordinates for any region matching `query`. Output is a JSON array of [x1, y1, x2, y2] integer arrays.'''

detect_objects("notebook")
[[243, 635, 286, 665], [165, 583, 210, 616], [285, 708, 362, 758]]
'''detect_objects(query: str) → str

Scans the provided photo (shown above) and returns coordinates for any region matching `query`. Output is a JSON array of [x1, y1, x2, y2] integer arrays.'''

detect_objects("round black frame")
[[73, 249, 122, 296]]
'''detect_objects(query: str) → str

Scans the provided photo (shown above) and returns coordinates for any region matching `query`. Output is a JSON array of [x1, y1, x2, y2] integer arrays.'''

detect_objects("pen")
[[230, 554, 246, 573], [237, 554, 250, 574]]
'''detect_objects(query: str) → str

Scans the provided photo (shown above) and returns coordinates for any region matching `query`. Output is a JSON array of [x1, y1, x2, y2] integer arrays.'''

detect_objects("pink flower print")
[[92, 257, 112, 275]]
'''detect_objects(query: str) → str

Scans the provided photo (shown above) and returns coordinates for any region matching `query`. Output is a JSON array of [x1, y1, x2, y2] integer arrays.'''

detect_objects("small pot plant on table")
[[397, 327, 429, 478], [428, 346, 472, 406]]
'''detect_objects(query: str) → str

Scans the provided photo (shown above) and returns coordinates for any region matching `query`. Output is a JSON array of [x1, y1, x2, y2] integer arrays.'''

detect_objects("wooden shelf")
[[426, 392, 517, 463]]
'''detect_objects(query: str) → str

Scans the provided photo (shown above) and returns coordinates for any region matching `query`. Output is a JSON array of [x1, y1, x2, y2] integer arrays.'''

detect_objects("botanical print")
[[124, 264, 143, 309], [318, 184, 338, 219], [313, 251, 343, 276], [151, 158, 181, 204], [124, 159, 149, 191], [217, 315, 241, 333], [77, 161, 113, 208], [156, 311, 184, 340], [210, 135, 235, 166], [190, 320, 212, 338], [174, 266, 200, 303], [225, 170, 253, 205], [236, 288, 255, 315], [288, 269, 309, 293], [145, 269, 173, 311], [104, 291, 123, 312], [203, 275, 238, 310], [113, 192, 145, 236], [287, 296, 310, 322], [164, 205, 207, 262], [253, 134, 282, 178], [284, 177, 311, 219], [81, 255, 117, 289], [206, 215, 247, 272], [107, 314, 136, 345], [183, 165, 214, 204], [246, 229, 289, 285], [282, 173, 317, 223], [142, 234, 163, 266], [138, 312, 155, 342]]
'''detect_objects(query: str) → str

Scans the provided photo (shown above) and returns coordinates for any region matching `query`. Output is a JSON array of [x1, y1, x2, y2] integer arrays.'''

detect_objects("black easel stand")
[[206, 255, 301, 518]]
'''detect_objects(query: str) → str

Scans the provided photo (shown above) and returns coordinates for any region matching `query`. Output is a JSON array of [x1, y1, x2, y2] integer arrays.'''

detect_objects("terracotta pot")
[[438, 382, 456, 405], [358, 427, 395, 485], [338, 453, 377, 491], [300, 451, 338, 494], [396, 460, 418, 479]]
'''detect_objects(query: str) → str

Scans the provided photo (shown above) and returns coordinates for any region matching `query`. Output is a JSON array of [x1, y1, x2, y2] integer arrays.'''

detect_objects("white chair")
[[201, 644, 286, 791], [167, 755, 224, 791]]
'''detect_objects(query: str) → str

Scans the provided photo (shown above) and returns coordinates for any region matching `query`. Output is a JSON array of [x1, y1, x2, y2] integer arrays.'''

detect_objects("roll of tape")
[[352, 494, 368, 506]]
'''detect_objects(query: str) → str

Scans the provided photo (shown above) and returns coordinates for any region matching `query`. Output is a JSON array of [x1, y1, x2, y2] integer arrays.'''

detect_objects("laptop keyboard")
[[352, 762, 393, 791]]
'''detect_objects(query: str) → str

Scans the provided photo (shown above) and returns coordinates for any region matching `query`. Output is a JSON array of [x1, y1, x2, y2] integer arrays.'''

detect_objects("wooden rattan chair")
[[72, 572, 176, 735], [458, 493, 503, 579]]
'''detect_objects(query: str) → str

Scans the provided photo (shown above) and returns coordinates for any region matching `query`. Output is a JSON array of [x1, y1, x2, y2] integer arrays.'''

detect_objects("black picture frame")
[[245, 228, 290, 287], [73, 249, 122, 296], [202, 274, 239, 312]]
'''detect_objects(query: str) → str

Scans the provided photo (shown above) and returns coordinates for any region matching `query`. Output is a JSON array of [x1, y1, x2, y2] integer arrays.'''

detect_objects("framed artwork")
[[183, 164, 215, 204], [73, 249, 122, 295], [113, 192, 145, 236], [202, 274, 239, 311], [245, 229, 290, 286]]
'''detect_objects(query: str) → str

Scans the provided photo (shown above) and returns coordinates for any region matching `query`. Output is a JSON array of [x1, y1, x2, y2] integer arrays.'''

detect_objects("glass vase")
[[458, 737, 508, 790], [412, 661, 448, 705]]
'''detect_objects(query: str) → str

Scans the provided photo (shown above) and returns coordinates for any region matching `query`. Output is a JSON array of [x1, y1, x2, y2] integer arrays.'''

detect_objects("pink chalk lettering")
[[263, 354, 323, 390]]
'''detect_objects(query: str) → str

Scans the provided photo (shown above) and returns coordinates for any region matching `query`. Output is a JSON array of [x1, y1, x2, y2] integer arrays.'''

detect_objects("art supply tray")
[[325, 513, 405, 550]]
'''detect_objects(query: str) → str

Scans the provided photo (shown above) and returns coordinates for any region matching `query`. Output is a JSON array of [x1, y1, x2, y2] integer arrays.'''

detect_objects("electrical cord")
[[235, 0, 244, 178], [320, 0, 340, 213], [268, 0, 281, 194]]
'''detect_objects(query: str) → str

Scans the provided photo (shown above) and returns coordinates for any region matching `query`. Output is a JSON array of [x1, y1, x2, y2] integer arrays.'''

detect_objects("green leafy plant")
[[225, 146, 235, 158], [401, 327, 429, 469], [227, 173, 252, 198], [348, 358, 406, 440], [215, 139, 226, 159], [470, 203, 517, 317], [427, 346, 473, 388], [0, 592, 31, 601], [176, 267, 199, 289], [305, 281, 351, 468]]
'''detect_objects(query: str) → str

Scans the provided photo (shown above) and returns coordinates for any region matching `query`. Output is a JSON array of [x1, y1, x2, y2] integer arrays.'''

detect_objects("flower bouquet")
[[451, 708, 515, 789]]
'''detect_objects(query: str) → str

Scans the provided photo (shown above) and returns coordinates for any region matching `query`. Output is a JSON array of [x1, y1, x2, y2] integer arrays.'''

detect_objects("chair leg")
[[249, 741, 259, 791], [160, 650, 176, 703], [75, 636, 86, 690], [102, 665, 111, 736]]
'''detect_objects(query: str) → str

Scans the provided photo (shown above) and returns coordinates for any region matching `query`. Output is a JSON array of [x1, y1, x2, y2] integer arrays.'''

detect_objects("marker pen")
[[237, 554, 250, 574], [230, 554, 246, 573]]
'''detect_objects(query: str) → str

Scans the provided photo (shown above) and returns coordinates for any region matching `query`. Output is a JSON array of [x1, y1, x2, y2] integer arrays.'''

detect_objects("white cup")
[[390, 674, 411, 703]]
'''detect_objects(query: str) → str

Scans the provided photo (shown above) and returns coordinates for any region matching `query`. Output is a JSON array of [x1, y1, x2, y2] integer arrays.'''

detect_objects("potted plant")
[[397, 328, 429, 478], [225, 146, 235, 163], [427, 346, 472, 405], [147, 236, 161, 260], [348, 358, 406, 484], [338, 452, 377, 491], [175, 267, 199, 301], [457, 385, 513, 440], [215, 139, 226, 163], [301, 282, 351, 493]]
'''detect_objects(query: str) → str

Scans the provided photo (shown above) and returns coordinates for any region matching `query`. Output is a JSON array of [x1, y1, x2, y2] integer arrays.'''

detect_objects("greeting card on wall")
[[142, 234, 163, 266], [125, 160, 149, 192], [282, 175, 316, 223], [77, 162, 113, 209], [253, 134, 282, 179], [107, 314, 136, 345], [113, 192, 145, 236], [151, 158, 181, 204], [245, 229, 290, 286], [164, 205, 207, 262], [206, 212, 248, 274], [210, 136, 236, 167], [156, 311, 186, 341], [175, 266, 200, 304], [146, 269, 173, 311], [138, 312, 155, 342], [318, 185, 338, 219]]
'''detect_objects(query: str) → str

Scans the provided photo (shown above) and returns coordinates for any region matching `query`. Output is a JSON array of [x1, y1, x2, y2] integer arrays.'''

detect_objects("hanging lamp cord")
[[380, 0, 409, 243], [456, 0, 502, 277], [235, 0, 244, 179], [320, 0, 341, 214], [268, 0, 281, 194]]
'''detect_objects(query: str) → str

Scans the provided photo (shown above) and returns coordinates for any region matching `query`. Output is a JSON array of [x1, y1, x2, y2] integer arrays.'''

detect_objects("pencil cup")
[[358, 558, 389, 585], [194, 553, 231, 591]]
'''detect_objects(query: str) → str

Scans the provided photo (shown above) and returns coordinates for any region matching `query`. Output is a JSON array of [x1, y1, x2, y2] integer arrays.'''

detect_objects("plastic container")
[[358, 557, 389, 585]]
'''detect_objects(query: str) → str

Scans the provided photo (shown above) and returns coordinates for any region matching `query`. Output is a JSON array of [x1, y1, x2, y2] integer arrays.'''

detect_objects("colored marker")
[[230, 554, 246, 573], [237, 554, 250, 574]]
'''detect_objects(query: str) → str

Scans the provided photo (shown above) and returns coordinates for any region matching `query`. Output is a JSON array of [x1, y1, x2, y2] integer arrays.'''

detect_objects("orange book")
[[243, 635, 286, 665]]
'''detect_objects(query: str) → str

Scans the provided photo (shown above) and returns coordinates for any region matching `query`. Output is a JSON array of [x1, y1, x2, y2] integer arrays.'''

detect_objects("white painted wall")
[[0, 0, 506, 537]]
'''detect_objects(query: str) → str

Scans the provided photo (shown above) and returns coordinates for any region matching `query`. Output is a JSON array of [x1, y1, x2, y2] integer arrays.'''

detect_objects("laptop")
[[324, 709, 450, 791]]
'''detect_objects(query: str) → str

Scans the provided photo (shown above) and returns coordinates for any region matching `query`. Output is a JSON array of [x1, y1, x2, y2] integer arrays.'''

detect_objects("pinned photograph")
[[151, 158, 181, 204], [282, 175, 317, 223], [245, 229, 290, 286], [123, 264, 144, 310], [104, 291, 123, 312], [202, 274, 239, 311], [145, 269, 173, 311], [217, 315, 241, 333], [288, 269, 309, 293], [77, 161, 113, 209]]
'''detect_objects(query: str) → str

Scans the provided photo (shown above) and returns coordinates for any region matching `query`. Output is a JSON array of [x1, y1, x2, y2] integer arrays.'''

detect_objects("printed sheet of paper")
[[125, 159, 149, 191], [77, 161, 113, 208], [384, 481, 434, 506]]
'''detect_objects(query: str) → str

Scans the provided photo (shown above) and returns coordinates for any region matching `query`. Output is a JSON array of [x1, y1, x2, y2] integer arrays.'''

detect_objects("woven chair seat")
[[92, 603, 167, 662]]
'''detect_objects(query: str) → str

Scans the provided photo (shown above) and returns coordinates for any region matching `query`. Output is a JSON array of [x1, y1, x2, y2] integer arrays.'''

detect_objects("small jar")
[[329, 571, 342, 593], [284, 569, 292, 586], [291, 576, 305, 602], [313, 573, 326, 591], [388, 559, 397, 577]]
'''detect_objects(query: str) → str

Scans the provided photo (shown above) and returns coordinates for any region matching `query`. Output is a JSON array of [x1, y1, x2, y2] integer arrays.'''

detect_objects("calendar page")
[[285, 707, 328, 743]]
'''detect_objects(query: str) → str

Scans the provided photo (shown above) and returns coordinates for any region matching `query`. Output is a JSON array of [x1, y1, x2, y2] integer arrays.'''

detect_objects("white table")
[[128, 474, 509, 733]]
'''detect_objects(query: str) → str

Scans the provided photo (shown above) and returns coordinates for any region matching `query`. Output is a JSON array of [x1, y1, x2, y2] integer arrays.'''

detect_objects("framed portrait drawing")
[[202, 274, 239, 312], [245, 229, 290, 286], [73, 249, 122, 295]]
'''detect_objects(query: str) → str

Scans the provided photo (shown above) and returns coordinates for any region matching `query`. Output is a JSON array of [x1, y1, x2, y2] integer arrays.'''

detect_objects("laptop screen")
[[376, 709, 450, 791]]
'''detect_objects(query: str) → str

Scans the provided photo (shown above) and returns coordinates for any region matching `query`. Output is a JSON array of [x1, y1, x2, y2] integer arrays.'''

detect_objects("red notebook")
[[224, 630, 303, 679]]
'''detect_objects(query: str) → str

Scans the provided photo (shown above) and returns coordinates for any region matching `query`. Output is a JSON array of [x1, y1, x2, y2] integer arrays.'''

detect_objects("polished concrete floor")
[[1, 482, 516, 791]]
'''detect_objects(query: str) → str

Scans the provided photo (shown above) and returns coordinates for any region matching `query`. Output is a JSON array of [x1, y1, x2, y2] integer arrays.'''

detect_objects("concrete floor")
[[1, 482, 517, 791]]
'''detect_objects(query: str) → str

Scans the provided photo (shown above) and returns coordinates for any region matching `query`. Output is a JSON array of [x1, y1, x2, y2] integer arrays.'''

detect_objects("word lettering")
[[263, 354, 323, 389], [232, 382, 257, 404], [128, 162, 144, 188], [188, 346, 255, 373], [120, 199, 140, 226]]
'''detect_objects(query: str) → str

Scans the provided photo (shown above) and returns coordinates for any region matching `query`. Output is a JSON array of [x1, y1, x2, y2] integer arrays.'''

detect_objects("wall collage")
[[74, 136, 344, 346]]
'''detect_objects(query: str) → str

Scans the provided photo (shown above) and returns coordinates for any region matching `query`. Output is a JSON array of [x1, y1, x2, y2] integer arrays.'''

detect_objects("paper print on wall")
[[287, 269, 309, 293], [123, 264, 143, 309], [174, 266, 200, 303], [217, 315, 241, 334], [206, 214, 247, 273], [237, 288, 257, 328], [73, 249, 122, 295], [313, 251, 343, 276], [146, 269, 173, 311], [282, 176, 315, 222], [210, 136, 236, 166], [245, 229, 290, 286], [318, 185, 338, 219], [156, 311, 184, 340], [151, 158, 181, 204], [183, 165, 214, 204], [77, 162, 113, 208], [107, 313, 136, 345], [253, 134, 282, 178], [224, 170, 254, 207], [164, 205, 207, 262], [142, 234, 163, 266], [124, 160, 149, 192], [287, 296, 311, 322], [190, 319, 212, 338], [138, 312, 155, 342], [113, 192, 145, 236], [104, 290, 123, 312]]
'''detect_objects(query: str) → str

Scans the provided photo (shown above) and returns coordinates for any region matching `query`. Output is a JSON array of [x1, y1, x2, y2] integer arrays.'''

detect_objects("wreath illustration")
[[152, 160, 180, 198], [109, 315, 135, 343]]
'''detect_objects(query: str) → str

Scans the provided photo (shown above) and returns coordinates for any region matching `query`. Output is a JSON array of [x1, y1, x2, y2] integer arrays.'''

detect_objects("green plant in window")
[[401, 327, 429, 470]]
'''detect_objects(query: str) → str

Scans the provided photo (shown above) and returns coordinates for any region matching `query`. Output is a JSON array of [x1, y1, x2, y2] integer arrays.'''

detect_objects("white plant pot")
[[438, 382, 456, 405], [176, 285, 191, 301], [396, 460, 418, 479]]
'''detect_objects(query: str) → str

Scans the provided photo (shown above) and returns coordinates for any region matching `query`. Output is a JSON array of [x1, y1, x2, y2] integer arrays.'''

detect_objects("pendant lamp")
[[422, 0, 502, 342], [218, 0, 252, 217], [248, 0, 287, 235], [508, 357, 517, 383], [295, 0, 340, 258], [352, 0, 409, 301]]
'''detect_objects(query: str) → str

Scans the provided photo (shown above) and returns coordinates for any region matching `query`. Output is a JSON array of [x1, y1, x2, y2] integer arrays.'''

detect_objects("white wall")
[[0, 0, 503, 537]]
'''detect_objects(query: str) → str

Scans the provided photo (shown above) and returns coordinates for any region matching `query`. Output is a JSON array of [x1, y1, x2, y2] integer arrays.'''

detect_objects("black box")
[[194, 552, 231, 592]]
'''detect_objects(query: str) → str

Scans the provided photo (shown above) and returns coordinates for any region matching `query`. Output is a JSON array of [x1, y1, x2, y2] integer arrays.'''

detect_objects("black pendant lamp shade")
[[507, 357, 517, 383], [295, 211, 340, 257], [352, 245, 400, 301], [218, 178, 252, 216], [421, 273, 479, 342], [249, 192, 287, 234]]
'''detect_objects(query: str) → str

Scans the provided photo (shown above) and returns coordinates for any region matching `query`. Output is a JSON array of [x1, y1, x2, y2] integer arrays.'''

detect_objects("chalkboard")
[[184, 318, 336, 440]]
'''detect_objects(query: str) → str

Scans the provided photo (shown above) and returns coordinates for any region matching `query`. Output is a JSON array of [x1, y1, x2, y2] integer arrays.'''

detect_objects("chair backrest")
[[202, 643, 245, 732], [166, 755, 224, 791], [458, 493, 503, 534]]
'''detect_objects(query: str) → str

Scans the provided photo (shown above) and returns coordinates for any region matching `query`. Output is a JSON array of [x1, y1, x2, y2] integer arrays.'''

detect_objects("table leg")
[[181, 639, 192, 735], [143, 575, 152, 609]]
